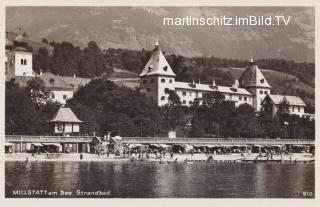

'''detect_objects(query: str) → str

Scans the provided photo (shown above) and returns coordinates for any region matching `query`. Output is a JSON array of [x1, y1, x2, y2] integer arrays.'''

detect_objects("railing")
[[122, 137, 315, 145], [5, 135, 315, 145], [5, 135, 94, 143]]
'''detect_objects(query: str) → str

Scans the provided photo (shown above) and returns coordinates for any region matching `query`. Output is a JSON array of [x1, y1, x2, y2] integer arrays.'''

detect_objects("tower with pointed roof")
[[239, 58, 272, 111], [139, 41, 176, 106]]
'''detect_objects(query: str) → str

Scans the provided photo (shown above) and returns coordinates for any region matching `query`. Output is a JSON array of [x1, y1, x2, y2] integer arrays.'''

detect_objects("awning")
[[113, 136, 122, 140], [292, 145, 304, 147], [5, 143, 14, 146], [158, 144, 169, 148], [42, 143, 61, 147], [271, 145, 283, 148], [32, 143, 43, 147], [184, 144, 193, 150]]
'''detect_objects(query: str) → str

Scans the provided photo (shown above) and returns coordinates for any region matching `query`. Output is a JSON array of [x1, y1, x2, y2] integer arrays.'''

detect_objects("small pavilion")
[[50, 107, 82, 136]]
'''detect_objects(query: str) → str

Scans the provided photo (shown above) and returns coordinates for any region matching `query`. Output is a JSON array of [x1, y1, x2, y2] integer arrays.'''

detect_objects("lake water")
[[5, 161, 314, 198]]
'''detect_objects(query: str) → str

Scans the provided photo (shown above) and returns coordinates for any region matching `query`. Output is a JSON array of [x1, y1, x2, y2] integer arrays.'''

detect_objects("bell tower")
[[239, 58, 271, 111]]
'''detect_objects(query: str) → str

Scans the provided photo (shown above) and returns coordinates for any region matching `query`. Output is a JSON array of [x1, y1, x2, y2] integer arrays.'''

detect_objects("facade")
[[238, 58, 272, 111], [139, 42, 269, 110], [5, 37, 91, 105], [5, 47, 35, 77], [261, 94, 306, 117], [50, 107, 82, 136], [139, 42, 309, 118]]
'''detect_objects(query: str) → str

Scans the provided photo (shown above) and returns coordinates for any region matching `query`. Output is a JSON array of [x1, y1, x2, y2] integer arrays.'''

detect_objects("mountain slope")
[[6, 7, 314, 62]]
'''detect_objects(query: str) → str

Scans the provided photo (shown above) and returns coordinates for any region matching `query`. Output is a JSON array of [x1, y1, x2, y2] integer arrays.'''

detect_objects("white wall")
[[14, 52, 34, 77], [50, 90, 74, 105], [157, 76, 175, 106]]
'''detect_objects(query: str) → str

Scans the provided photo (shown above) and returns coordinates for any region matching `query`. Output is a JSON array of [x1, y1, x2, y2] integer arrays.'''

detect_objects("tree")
[[202, 91, 225, 107], [278, 98, 290, 114], [189, 113, 205, 138], [5, 80, 41, 135], [26, 78, 50, 108], [67, 78, 162, 137]]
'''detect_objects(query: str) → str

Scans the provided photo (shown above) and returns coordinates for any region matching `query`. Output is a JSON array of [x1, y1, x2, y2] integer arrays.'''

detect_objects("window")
[[169, 79, 173, 83], [292, 107, 294, 112], [161, 79, 165, 83], [161, 96, 165, 101], [189, 92, 192, 96], [151, 79, 155, 83], [21, 59, 24, 65], [24, 59, 27, 65], [163, 66, 168, 71], [239, 96, 242, 101], [189, 101, 193, 105], [51, 93, 55, 99], [63, 95, 68, 100], [183, 100, 186, 104], [260, 90, 263, 94], [146, 88, 151, 93], [230, 94, 233, 100], [23, 72, 26, 76], [57, 123, 63, 131], [298, 107, 300, 112], [143, 80, 147, 84], [264, 91, 268, 94], [182, 91, 186, 96], [244, 97, 247, 101]]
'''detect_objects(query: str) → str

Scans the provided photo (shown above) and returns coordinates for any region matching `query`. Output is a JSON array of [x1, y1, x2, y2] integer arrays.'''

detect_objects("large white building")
[[139, 42, 307, 116]]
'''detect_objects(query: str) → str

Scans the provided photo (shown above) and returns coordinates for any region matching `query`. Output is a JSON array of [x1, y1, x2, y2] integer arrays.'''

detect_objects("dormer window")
[[148, 66, 153, 72], [163, 66, 168, 71], [260, 79, 265, 83], [49, 78, 55, 85]]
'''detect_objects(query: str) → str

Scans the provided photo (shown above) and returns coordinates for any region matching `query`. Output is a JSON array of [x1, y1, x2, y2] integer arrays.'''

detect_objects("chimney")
[[154, 40, 159, 50], [212, 78, 216, 86], [249, 57, 254, 66], [233, 80, 239, 88]]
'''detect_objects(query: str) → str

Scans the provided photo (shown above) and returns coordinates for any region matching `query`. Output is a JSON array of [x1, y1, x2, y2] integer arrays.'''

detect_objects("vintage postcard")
[[1, 0, 319, 206]]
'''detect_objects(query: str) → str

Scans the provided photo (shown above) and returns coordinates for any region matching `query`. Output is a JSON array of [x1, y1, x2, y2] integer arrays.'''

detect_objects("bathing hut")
[[50, 107, 82, 136]]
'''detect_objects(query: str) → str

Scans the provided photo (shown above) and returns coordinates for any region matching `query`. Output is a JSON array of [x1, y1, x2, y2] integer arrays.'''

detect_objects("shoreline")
[[5, 153, 315, 163]]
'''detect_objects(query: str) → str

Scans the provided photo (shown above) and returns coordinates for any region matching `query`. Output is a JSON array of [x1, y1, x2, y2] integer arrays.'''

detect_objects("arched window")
[[24, 59, 27, 65], [21, 59, 24, 65]]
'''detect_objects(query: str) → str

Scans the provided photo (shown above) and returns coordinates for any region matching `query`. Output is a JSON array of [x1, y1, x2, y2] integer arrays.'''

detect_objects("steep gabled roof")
[[175, 81, 252, 96], [139, 44, 176, 77], [265, 94, 306, 106], [239, 62, 271, 88], [58, 75, 91, 91], [50, 107, 82, 123]]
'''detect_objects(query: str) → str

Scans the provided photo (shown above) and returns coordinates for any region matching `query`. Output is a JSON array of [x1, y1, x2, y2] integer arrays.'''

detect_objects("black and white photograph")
[[3, 3, 317, 202]]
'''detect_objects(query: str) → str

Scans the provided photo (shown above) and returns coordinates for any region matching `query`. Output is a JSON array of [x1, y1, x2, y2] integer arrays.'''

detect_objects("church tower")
[[239, 58, 271, 111], [139, 41, 176, 106]]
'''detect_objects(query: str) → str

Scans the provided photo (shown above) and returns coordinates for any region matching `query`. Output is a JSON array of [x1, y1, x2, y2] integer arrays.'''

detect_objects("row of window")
[[50, 94, 68, 100], [20, 58, 27, 65], [259, 90, 269, 95], [142, 78, 173, 84], [182, 100, 193, 105]]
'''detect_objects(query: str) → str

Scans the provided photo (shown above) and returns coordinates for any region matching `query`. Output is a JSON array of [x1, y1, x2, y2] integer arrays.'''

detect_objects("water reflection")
[[5, 161, 314, 198]]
